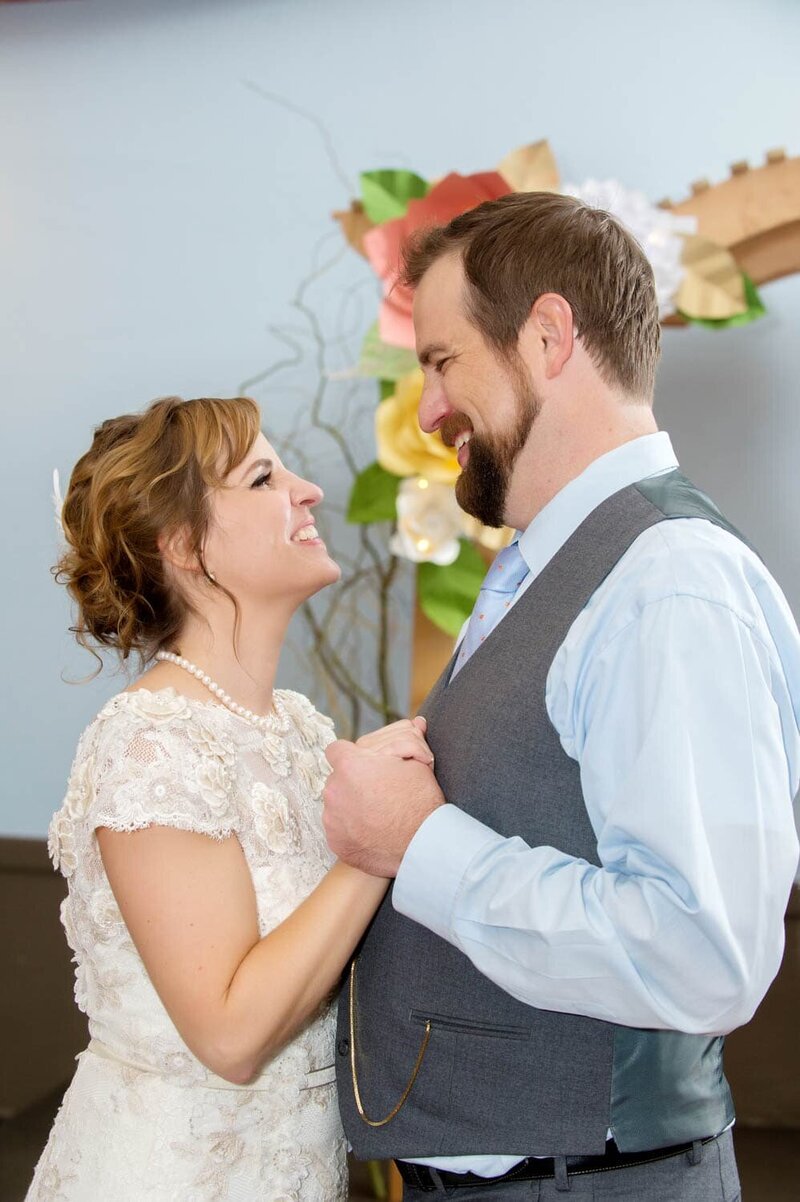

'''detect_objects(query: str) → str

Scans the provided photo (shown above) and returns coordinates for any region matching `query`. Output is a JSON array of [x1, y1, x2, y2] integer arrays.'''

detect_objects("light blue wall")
[[1, 0, 798, 836]]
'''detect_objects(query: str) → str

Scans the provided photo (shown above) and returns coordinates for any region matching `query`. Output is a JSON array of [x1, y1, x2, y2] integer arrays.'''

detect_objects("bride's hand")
[[356, 717, 434, 767]]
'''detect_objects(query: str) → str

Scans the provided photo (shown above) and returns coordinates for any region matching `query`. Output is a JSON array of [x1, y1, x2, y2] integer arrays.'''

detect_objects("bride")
[[27, 395, 432, 1201]]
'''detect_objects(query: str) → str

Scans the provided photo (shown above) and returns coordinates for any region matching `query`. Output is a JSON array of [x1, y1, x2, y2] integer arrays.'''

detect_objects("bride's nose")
[[290, 474, 324, 507]]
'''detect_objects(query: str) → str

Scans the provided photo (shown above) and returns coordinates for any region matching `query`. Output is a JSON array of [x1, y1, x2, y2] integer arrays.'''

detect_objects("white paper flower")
[[390, 477, 463, 565], [562, 178, 697, 317]]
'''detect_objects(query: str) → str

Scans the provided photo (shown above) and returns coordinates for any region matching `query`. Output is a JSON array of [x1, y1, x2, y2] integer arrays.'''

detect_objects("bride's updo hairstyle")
[[55, 395, 260, 671]]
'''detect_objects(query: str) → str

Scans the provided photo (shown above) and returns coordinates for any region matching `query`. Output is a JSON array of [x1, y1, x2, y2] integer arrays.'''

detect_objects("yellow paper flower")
[[375, 370, 460, 483]]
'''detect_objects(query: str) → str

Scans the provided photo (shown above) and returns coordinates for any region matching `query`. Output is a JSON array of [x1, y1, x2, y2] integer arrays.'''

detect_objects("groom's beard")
[[454, 375, 541, 529]]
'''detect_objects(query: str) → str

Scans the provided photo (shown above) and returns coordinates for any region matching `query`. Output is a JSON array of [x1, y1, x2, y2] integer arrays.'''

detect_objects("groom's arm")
[[393, 592, 798, 1033]]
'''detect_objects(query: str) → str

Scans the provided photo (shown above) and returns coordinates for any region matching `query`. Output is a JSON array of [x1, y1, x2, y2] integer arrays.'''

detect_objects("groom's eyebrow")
[[418, 342, 449, 367]]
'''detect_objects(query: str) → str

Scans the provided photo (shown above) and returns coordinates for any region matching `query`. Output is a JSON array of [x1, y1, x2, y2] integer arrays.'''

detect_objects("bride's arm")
[[97, 825, 387, 1084]]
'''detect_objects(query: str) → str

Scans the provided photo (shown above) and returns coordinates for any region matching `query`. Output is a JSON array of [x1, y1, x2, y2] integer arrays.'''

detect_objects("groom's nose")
[[418, 376, 452, 434]]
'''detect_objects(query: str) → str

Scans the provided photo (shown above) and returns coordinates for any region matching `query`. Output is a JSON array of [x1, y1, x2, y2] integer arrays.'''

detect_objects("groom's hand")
[[322, 738, 445, 877]]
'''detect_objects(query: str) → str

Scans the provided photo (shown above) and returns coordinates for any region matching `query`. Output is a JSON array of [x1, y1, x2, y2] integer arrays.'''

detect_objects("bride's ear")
[[158, 525, 202, 576]]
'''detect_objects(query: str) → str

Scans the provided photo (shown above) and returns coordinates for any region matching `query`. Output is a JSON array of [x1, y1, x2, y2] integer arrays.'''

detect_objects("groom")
[[322, 192, 800, 1199]]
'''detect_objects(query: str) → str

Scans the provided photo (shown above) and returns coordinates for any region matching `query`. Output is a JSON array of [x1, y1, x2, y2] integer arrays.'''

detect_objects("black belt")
[[395, 1134, 718, 1192]]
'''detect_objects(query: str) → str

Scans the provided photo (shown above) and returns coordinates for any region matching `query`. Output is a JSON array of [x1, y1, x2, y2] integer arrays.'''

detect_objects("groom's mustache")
[[439, 412, 474, 448]]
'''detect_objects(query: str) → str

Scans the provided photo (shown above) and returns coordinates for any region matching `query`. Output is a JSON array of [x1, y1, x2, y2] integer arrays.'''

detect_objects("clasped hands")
[[322, 717, 445, 878]]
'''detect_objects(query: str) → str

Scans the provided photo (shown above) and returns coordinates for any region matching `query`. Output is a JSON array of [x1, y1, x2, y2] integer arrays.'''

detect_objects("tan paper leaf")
[[497, 140, 560, 193], [460, 514, 516, 552], [676, 234, 747, 320], [332, 200, 375, 258]]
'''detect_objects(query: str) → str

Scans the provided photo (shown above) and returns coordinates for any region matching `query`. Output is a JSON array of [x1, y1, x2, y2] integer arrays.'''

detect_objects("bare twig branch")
[[242, 81, 355, 197], [236, 107, 410, 734]]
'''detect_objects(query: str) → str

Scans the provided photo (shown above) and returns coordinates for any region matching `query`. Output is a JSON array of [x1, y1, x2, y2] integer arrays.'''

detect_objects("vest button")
[[337, 1037, 350, 1057]]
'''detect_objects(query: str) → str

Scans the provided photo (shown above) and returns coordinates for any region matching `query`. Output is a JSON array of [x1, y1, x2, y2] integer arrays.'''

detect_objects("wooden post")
[[410, 590, 458, 714], [388, 1161, 404, 1200]]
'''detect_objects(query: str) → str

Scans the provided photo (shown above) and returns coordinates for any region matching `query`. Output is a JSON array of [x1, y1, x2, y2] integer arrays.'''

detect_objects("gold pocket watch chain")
[[349, 958, 431, 1128]]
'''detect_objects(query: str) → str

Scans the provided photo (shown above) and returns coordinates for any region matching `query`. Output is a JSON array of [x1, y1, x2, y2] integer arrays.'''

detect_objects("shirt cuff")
[[393, 804, 501, 942]]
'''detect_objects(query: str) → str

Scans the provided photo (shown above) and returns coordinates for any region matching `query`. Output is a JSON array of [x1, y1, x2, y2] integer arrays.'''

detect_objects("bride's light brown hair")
[[54, 395, 261, 673]]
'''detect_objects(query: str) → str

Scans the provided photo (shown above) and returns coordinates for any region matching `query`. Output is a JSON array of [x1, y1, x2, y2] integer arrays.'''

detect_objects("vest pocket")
[[409, 1009, 530, 1040]]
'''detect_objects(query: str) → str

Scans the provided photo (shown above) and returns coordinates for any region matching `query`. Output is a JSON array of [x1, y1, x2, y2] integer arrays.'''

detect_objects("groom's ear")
[[523, 292, 575, 381]]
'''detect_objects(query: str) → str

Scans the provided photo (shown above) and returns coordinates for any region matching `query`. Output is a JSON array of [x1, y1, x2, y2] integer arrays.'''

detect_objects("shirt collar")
[[517, 432, 679, 585]]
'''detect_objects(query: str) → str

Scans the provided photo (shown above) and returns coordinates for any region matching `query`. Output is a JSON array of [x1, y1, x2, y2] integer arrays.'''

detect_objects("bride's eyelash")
[[252, 473, 272, 488]]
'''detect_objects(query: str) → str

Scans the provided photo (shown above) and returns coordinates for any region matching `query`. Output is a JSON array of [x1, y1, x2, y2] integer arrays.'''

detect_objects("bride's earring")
[[208, 570, 217, 583]]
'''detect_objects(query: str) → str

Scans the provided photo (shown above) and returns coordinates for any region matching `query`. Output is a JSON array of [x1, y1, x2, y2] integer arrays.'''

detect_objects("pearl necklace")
[[155, 650, 285, 733]]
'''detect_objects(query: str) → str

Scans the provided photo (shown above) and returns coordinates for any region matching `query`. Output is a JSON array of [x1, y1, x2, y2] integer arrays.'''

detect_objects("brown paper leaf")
[[676, 234, 747, 320], [497, 139, 560, 193], [332, 200, 375, 258]]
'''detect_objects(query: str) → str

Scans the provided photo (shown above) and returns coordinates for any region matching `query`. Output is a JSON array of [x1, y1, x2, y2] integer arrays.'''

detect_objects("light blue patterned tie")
[[450, 539, 530, 679]]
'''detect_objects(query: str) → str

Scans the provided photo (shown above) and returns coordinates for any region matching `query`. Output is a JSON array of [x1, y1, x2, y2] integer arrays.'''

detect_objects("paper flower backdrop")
[[363, 171, 512, 349], [375, 370, 459, 483], [335, 139, 766, 636]]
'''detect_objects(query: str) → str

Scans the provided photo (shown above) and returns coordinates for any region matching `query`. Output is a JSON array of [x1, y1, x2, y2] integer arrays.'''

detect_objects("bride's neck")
[[156, 610, 289, 719]]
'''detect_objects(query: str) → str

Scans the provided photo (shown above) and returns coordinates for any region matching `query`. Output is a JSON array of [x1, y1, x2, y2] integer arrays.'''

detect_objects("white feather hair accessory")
[[52, 468, 66, 543]]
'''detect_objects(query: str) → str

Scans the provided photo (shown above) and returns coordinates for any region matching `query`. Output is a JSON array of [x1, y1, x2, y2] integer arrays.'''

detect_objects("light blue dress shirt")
[[396, 432, 800, 1178]]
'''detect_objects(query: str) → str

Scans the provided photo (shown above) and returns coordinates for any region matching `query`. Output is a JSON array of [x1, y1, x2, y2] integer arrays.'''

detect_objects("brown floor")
[[2, 1089, 798, 1200]]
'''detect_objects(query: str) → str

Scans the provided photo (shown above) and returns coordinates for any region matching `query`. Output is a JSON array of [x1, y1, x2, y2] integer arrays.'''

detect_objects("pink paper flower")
[[363, 171, 512, 349]]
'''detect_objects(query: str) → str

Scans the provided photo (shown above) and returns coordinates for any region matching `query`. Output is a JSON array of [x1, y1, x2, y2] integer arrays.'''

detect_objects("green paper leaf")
[[679, 273, 766, 330], [379, 378, 395, 401], [359, 322, 418, 381], [418, 540, 487, 636], [360, 169, 429, 224], [347, 461, 402, 524]]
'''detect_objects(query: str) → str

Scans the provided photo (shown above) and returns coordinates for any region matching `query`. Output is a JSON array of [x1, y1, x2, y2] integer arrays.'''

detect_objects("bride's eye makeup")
[[248, 458, 275, 489]]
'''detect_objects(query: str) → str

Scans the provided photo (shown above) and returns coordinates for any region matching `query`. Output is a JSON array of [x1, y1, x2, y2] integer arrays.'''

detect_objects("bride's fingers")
[[356, 719, 421, 750], [366, 734, 434, 765], [355, 719, 435, 765], [360, 727, 432, 754]]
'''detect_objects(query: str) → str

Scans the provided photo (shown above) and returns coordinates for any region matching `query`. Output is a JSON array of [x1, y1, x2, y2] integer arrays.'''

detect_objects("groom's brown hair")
[[401, 191, 661, 400]]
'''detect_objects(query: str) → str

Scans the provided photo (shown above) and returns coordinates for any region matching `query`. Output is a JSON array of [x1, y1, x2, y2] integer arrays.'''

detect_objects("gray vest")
[[336, 471, 744, 1159]]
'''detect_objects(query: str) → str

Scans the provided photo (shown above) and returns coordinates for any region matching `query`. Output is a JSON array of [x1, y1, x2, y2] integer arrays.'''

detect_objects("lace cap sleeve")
[[87, 691, 238, 840]]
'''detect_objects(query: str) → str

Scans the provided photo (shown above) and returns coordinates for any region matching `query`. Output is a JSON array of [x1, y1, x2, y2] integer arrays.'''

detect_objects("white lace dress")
[[27, 686, 348, 1202]]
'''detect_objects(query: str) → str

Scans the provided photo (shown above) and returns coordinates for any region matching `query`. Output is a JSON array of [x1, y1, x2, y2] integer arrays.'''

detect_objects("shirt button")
[[337, 1038, 350, 1056]]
